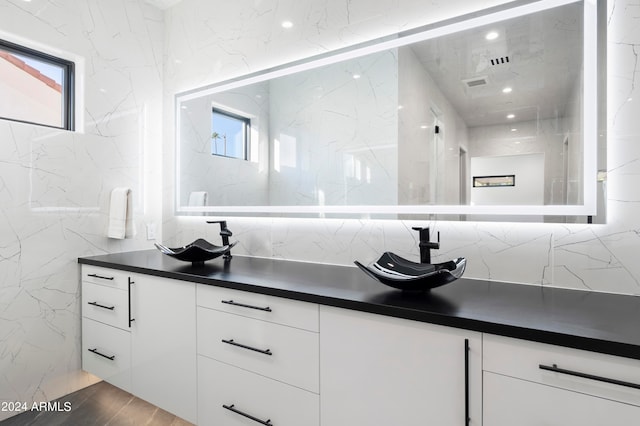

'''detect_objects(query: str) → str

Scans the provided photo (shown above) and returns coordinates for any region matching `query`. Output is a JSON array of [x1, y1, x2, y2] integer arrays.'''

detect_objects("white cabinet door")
[[484, 372, 640, 426], [130, 274, 197, 424], [319, 306, 482, 426]]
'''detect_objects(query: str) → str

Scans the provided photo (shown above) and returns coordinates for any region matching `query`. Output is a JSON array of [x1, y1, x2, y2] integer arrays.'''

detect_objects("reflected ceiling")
[[411, 2, 583, 127]]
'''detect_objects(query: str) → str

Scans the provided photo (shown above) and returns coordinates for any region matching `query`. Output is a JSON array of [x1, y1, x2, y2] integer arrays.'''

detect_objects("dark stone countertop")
[[79, 249, 640, 360]]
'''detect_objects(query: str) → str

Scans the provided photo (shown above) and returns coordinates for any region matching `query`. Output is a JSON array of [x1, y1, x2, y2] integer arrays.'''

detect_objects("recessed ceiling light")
[[352, 74, 361, 79], [502, 87, 512, 94], [507, 114, 515, 119], [281, 21, 293, 29], [485, 31, 499, 40], [398, 105, 404, 110], [511, 128, 517, 132], [420, 125, 428, 129]]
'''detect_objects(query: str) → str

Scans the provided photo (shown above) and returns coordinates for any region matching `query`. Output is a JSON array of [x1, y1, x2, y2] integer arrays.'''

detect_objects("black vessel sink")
[[155, 238, 237, 266], [354, 252, 466, 291]]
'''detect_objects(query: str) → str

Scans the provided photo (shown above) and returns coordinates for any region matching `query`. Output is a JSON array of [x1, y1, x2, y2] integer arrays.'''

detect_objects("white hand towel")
[[188, 191, 208, 206], [107, 188, 135, 239]]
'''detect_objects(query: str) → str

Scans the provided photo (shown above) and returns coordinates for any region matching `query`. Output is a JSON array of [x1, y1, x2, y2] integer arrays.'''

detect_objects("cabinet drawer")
[[197, 284, 318, 332], [82, 318, 131, 392], [197, 356, 319, 426], [82, 282, 130, 330], [484, 371, 640, 426], [484, 334, 640, 406], [82, 265, 130, 291], [197, 307, 319, 393]]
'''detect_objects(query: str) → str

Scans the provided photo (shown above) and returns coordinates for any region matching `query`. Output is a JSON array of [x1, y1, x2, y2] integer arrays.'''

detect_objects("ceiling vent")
[[490, 56, 510, 66], [462, 76, 489, 88]]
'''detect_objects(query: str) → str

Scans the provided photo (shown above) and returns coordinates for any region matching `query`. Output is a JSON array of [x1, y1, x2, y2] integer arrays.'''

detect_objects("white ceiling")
[[409, 2, 583, 127]]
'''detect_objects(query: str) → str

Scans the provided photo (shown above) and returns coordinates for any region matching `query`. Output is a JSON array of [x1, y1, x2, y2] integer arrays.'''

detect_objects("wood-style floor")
[[0, 381, 193, 426]]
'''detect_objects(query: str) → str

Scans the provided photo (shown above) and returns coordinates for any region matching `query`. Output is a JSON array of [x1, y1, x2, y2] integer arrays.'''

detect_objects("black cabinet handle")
[[464, 338, 470, 426], [88, 348, 115, 361], [87, 273, 114, 281], [221, 299, 272, 312], [128, 277, 135, 327], [222, 404, 272, 425], [221, 339, 272, 356], [539, 363, 640, 390], [87, 301, 115, 310]]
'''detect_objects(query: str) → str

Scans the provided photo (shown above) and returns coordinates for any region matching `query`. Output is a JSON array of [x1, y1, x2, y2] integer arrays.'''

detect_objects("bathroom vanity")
[[79, 250, 640, 425]]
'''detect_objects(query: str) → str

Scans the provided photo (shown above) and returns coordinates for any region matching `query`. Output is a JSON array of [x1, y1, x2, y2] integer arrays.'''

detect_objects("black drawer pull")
[[88, 348, 115, 361], [539, 363, 640, 390], [223, 404, 272, 425], [87, 301, 115, 310], [221, 299, 272, 312], [87, 273, 114, 281], [128, 277, 135, 327], [221, 339, 272, 356]]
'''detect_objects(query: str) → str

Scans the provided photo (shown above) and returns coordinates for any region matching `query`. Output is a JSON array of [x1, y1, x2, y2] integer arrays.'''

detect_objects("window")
[[211, 108, 249, 160], [473, 175, 516, 187], [0, 39, 74, 130]]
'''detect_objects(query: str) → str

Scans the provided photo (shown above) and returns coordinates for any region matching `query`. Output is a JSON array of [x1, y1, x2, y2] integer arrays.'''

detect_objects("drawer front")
[[483, 334, 640, 406], [197, 356, 319, 426], [197, 307, 319, 393], [82, 318, 131, 392], [82, 282, 130, 330], [82, 265, 129, 291], [197, 284, 319, 332], [484, 371, 640, 426]]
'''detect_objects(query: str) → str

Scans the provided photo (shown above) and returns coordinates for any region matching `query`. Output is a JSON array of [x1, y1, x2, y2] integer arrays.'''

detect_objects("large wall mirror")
[[175, 0, 605, 222]]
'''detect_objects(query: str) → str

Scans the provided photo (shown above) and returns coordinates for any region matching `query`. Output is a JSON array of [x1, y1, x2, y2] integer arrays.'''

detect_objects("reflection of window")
[[211, 108, 250, 160], [473, 175, 515, 187], [0, 39, 75, 130]]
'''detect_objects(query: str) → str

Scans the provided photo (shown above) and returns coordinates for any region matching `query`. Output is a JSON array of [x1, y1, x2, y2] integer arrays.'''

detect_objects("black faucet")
[[207, 220, 233, 260], [412, 227, 440, 264]]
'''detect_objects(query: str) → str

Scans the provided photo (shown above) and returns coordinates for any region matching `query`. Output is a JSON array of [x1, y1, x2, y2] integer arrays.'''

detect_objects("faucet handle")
[[412, 226, 440, 247], [412, 226, 440, 263], [430, 231, 441, 249]]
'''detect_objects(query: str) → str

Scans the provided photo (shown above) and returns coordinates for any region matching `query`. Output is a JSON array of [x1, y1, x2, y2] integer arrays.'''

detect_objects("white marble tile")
[[0, 0, 163, 420]]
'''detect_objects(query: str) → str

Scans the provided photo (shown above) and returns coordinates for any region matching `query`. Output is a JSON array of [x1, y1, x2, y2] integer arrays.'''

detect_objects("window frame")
[[211, 107, 250, 160], [0, 38, 75, 131]]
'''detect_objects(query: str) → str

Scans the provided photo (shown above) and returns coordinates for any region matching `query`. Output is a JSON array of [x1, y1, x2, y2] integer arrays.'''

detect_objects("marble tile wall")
[[268, 49, 398, 206], [163, 0, 640, 296], [0, 0, 163, 420]]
